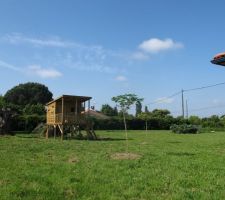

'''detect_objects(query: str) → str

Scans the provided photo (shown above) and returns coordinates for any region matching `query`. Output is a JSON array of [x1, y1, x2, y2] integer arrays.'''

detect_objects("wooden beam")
[[58, 124, 63, 134], [75, 99, 78, 116], [88, 100, 90, 116], [58, 124, 64, 140], [61, 125, 64, 140], [88, 100, 90, 110], [46, 125, 49, 139], [53, 125, 56, 139]]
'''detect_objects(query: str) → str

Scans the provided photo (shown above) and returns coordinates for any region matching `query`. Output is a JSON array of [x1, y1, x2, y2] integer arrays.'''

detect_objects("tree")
[[112, 94, 143, 150], [113, 106, 118, 116], [151, 109, 170, 118], [23, 103, 46, 115], [135, 101, 142, 117], [188, 116, 201, 125], [100, 104, 117, 116], [138, 112, 151, 131], [0, 95, 5, 108], [144, 105, 149, 113], [4, 82, 53, 106]]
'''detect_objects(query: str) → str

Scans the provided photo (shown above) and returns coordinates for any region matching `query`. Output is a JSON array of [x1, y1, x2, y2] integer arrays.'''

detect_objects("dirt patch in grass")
[[110, 153, 142, 160], [140, 142, 147, 145], [0, 179, 9, 186], [68, 156, 79, 163]]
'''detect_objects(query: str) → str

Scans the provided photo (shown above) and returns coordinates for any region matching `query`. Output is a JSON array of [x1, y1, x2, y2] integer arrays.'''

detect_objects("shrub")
[[170, 124, 200, 134]]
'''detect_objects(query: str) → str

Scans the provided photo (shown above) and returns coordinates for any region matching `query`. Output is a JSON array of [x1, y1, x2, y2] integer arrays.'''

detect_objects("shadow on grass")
[[167, 141, 182, 144], [15, 134, 132, 142], [167, 152, 195, 156], [71, 137, 131, 141], [16, 135, 44, 139]]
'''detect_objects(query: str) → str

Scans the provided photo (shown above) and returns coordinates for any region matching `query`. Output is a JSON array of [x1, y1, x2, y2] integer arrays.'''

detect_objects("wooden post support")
[[62, 97, 64, 124], [61, 125, 64, 140], [75, 99, 78, 116], [88, 100, 90, 116], [54, 125, 56, 139], [88, 100, 90, 110], [75, 99, 78, 123], [46, 125, 48, 139]]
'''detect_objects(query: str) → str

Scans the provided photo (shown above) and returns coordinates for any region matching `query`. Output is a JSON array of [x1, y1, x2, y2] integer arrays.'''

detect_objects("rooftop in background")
[[46, 95, 92, 105], [82, 109, 110, 120], [211, 52, 225, 66]]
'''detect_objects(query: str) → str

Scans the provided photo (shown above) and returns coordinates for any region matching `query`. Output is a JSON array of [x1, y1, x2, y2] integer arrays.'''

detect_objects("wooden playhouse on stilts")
[[46, 95, 97, 140]]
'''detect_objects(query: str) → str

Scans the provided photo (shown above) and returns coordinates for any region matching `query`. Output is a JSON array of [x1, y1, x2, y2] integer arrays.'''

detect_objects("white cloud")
[[0, 59, 62, 79], [0, 60, 21, 71], [1, 34, 122, 74], [139, 38, 183, 53], [155, 97, 174, 104], [27, 65, 62, 78], [131, 52, 149, 60], [3, 33, 76, 48], [115, 75, 127, 81]]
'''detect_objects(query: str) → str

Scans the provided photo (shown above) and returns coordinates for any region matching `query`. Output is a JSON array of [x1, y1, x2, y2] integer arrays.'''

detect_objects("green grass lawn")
[[1, 130, 225, 199]]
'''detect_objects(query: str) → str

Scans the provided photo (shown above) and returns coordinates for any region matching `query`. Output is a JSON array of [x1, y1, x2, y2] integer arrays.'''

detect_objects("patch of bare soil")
[[68, 156, 79, 163], [140, 142, 147, 145], [110, 153, 142, 160], [0, 179, 9, 186]]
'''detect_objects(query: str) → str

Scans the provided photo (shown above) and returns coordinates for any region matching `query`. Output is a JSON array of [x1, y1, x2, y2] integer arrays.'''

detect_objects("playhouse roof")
[[46, 95, 92, 105]]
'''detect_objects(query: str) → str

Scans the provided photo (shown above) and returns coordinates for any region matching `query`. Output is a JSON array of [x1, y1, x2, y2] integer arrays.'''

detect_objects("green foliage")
[[100, 104, 118, 116], [4, 82, 53, 106], [14, 114, 46, 132], [144, 105, 149, 113], [138, 112, 151, 121], [0, 95, 5, 108], [23, 103, 46, 115], [189, 115, 201, 125], [112, 94, 143, 112], [135, 101, 142, 117], [170, 124, 199, 134], [151, 109, 171, 118], [2, 82, 51, 133]]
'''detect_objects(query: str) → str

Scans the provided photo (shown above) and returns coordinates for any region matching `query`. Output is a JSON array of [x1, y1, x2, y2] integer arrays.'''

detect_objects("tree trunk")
[[123, 111, 128, 152], [145, 120, 148, 137]]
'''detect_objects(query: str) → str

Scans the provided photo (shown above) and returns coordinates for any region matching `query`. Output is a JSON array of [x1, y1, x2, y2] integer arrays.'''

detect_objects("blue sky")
[[1, 0, 225, 116]]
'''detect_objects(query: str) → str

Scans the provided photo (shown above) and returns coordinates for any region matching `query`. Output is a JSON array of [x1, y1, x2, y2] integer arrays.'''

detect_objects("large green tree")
[[135, 101, 142, 117], [151, 109, 170, 118], [144, 105, 149, 113], [4, 82, 53, 106], [0, 95, 5, 108], [100, 104, 118, 116]]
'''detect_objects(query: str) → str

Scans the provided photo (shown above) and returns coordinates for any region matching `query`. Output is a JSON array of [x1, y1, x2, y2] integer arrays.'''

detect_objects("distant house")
[[46, 95, 96, 139], [82, 109, 110, 120]]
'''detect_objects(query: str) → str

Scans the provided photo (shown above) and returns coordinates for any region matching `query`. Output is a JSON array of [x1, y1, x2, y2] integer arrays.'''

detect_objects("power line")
[[145, 91, 181, 105], [145, 81, 225, 107], [171, 104, 225, 115], [183, 81, 225, 92], [189, 104, 225, 112], [145, 81, 225, 108]]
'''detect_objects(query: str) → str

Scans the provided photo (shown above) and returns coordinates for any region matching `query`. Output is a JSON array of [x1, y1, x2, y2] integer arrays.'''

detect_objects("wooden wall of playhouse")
[[47, 99, 84, 125]]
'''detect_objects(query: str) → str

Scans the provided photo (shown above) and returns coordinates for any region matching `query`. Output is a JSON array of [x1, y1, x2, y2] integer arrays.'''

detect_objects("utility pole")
[[186, 99, 189, 119], [181, 89, 184, 118]]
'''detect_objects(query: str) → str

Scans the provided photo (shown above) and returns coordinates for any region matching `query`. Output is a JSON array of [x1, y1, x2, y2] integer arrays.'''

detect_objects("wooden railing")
[[55, 112, 86, 124]]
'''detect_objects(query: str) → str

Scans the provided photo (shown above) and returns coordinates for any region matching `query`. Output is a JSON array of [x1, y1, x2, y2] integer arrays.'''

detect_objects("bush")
[[170, 124, 200, 134], [12, 114, 46, 132]]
